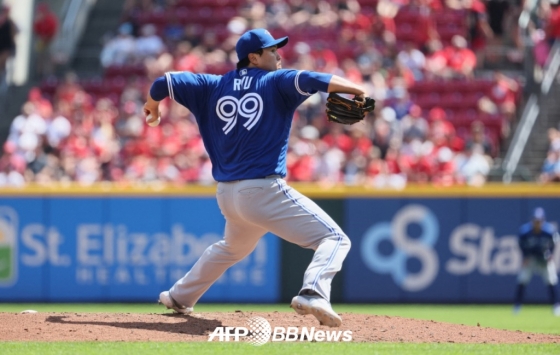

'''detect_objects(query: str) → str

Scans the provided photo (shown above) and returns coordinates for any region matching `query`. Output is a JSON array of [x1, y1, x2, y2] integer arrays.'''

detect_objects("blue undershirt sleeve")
[[149, 76, 169, 101]]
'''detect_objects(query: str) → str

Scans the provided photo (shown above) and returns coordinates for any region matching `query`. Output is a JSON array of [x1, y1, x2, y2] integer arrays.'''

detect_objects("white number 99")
[[217, 93, 263, 135]]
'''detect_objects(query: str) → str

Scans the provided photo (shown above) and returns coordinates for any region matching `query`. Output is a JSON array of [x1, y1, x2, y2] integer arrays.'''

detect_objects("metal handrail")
[[50, 0, 97, 65], [502, 94, 539, 183], [542, 41, 560, 95], [502, 41, 560, 183]]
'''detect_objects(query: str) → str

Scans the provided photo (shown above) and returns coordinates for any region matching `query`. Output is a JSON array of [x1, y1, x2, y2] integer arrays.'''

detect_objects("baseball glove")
[[325, 93, 376, 125]]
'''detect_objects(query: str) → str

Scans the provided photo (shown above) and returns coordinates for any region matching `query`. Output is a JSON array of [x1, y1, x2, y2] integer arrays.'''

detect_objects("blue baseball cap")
[[236, 29, 288, 61], [533, 207, 546, 221]]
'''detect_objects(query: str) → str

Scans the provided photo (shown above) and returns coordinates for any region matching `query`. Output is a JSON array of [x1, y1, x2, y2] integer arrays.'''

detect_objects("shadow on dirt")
[[45, 314, 222, 336]]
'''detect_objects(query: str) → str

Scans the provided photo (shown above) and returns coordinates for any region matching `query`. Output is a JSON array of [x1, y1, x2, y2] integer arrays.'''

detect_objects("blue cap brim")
[[263, 36, 288, 50]]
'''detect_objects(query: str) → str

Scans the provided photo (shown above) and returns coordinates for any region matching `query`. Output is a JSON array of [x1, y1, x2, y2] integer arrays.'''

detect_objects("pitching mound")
[[0, 311, 559, 343]]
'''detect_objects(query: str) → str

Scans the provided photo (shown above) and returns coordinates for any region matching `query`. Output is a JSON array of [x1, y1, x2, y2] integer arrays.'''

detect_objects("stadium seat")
[[196, 7, 213, 22], [213, 7, 237, 22], [409, 80, 443, 95], [471, 80, 495, 95], [107, 77, 127, 95], [357, 0, 378, 7], [415, 92, 442, 110], [81, 77, 105, 95], [104, 65, 122, 78], [175, 7, 200, 23], [40, 77, 59, 96]]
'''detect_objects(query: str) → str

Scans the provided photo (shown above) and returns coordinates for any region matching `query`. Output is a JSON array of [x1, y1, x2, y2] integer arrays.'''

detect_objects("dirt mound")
[[1, 311, 559, 343]]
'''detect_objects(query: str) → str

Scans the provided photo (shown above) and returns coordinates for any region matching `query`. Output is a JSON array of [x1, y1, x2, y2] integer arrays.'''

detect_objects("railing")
[[502, 41, 560, 183], [502, 95, 539, 183], [49, 0, 97, 66], [541, 41, 560, 95]]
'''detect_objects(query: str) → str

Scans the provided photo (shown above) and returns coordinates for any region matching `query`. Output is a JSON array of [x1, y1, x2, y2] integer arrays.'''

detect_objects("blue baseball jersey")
[[518, 222, 558, 260], [153, 68, 332, 182]]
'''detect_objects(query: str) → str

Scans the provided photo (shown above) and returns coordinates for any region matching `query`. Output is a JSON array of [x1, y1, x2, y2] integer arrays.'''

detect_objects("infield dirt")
[[0, 311, 559, 343]]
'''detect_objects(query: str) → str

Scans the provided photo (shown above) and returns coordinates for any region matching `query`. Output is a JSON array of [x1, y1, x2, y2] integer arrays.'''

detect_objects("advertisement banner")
[[345, 198, 560, 303], [0, 197, 279, 302]]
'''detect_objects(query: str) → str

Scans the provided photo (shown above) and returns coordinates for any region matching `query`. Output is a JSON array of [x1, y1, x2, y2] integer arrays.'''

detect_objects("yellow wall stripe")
[[1, 183, 560, 198]]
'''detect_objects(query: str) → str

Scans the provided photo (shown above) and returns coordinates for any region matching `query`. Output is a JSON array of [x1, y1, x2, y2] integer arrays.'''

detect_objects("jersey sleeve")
[[273, 69, 332, 107], [164, 71, 221, 116], [518, 224, 530, 255]]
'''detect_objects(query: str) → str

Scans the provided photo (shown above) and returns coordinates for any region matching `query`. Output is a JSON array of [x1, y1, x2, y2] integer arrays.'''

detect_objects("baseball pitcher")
[[143, 28, 375, 327]]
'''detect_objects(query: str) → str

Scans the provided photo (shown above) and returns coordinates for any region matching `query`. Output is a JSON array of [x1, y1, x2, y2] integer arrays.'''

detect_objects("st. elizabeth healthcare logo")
[[208, 316, 352, 346], [0, 207, 17, 287]]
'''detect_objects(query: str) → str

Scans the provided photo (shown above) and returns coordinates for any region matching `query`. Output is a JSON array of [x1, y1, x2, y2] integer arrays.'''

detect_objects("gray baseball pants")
[[169, 176, 351, 307]]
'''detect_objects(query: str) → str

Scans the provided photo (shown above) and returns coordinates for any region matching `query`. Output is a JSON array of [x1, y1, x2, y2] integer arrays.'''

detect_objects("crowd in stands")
[[1, 0, 530, 188], [527, 0, 560, 81], [540, 126, 560, 183]]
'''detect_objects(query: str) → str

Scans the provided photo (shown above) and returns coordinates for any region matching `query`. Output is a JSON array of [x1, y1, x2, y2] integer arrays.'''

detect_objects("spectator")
[[548, 127, 560, 153], [46, 104, 72, 151], [397, 41, 426, 80], [463, 0, 494, 54], [424, 39, 448, 79], [8, 102, 47, 160], [33, 2, 59, 79], [427, 107, 455, 144], [401, 104, 429, 143], [0, 5, 17, 86], [456, 145, 491, 186], [540, 127, 560, 183], [432, 146, 457, 186], [465, 120, 495, 157], [373, 107, 400, 158], [376, 0, 398, 45], [540, 150, 560, 183], [546, 0, 560, 46], [0, 147, 25, 187], [287, 125, 321, 182], [486, 0, 510, 43], [489, 71, 519, 122], [100, 23, 136, 68], [135, 24, 165, 61], [410, 0, 440, 48], [443, 35, 477, 78]]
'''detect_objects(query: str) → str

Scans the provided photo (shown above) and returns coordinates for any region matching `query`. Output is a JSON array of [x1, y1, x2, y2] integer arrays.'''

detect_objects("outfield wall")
[[0, 184, 559, 303]]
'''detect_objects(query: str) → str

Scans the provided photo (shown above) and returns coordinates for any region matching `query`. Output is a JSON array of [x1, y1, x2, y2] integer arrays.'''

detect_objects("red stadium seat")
[[196, 7, 213, 22], [40, 77, 59, 96], [434, 9, 466, 26], [107, 77, 127, 95], [214, 7, 237, 22], [395, 7, 418, 25], [357, 0, 378, 7], [104, 65, 122, 78], [471, 79, 495, 95], [175, 7, 199, 23], [414, 92, 442, 110], [81, 77, 105, 95], [438, 26, 466, 42], [409, 80, 443, 95]]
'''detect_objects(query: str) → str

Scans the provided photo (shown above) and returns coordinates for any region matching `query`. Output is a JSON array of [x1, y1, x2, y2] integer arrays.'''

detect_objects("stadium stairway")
[[0, 85, 33, 147], [516, 81, 560, 180], [0, 0, 70, 147], [70, 0, 123, 78]]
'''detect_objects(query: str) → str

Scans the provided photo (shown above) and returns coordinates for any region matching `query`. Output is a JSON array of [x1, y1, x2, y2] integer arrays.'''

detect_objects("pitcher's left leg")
[[240, 179, 350, 326]]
